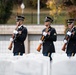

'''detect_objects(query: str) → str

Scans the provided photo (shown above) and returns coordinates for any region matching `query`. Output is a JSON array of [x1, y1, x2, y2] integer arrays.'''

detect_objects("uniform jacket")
[[13, 25, 27, 53], [66, 27, 76, 54], [42, 27, 57, 53]]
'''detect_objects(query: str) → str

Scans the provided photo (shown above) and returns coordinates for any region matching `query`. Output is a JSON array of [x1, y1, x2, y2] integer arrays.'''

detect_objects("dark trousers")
[[13, 52, 23, 56], [43, 52, 52, 61]]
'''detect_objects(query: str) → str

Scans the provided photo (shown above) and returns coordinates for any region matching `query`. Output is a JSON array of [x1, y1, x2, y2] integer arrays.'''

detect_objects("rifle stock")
[[62, 36, 68, 51], [8, 42, 13, 50], [62, 43, 67, 51], [8, 34, 15, 50], [37, 44, 42, 52], [37, 36, 45, 52]]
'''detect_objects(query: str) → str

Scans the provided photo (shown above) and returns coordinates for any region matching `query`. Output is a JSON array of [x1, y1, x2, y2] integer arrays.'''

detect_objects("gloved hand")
[[67, 31, 72, 36], [39, 40, 43, 44], [63, 39, 67, 43], [10, 38, 13, 42], [13, 30, 18, 34], [42, 32, 47, 36]]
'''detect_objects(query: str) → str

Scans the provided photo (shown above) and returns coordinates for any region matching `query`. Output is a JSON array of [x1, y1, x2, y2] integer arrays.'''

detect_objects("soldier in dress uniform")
[[39, 16, 57, 61], [10, 15, 27, 56], [63, 19, 76, 57]]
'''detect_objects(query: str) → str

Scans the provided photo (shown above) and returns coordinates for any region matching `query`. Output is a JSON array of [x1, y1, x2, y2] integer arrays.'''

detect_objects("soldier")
[[39, 16, 57, 61], [10, 15, 27, 56], [63, 19, 76, 57]]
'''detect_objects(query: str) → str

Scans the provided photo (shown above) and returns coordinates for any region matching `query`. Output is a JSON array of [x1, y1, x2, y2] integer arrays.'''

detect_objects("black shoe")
[[50, 58, 52, 61]]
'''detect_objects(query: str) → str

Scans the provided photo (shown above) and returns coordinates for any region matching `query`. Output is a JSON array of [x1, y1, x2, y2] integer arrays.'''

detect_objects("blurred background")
[[0, 0, 76, 25]]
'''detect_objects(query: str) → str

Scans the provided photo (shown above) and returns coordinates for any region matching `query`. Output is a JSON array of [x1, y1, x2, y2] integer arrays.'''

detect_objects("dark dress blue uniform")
[[42, 17, 57, 60], [13, 25, 27, 55], [13, 15, 27, 56], [64, 19, 76, 57], [66, 27, 76, 56]]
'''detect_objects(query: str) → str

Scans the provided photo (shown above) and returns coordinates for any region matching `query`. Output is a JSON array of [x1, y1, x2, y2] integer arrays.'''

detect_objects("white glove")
[[13, 30, 18, 34], [10, 38, 13, 42], [39, 40, 43, 44], [67, 31, 72, 36], [63, 39, 67, 43], [43, 32, 47, 36]]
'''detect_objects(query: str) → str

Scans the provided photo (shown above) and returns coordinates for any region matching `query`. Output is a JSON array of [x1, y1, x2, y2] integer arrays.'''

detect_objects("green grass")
[[6, 8, 68, 25]]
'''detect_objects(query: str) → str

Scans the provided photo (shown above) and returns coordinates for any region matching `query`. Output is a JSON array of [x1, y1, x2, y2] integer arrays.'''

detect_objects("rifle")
[[8, 32, 18, 50], [37, 28, 50, 52], [8, 34, 14, 50], [8, 3, 24, 50], [62, 36, 69, 51], [62, 27, 76, 51], [8, 24, 19, 50], [37, 36, 45, 52]]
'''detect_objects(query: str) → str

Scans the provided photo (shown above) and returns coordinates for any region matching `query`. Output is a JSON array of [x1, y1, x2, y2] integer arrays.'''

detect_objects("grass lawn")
[[6, 8, 68, 25]]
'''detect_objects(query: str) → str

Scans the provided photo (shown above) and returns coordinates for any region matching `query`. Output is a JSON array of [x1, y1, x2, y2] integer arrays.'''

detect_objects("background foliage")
[[0, 0, 76, 24], [0, 0, 13, 24]]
